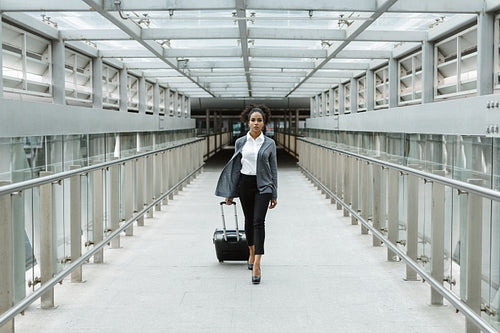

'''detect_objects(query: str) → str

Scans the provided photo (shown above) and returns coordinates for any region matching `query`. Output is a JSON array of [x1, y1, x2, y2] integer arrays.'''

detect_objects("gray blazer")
[[215, 135, 278, 200]]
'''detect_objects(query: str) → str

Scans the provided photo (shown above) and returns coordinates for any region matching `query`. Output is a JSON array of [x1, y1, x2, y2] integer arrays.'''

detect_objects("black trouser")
[[238, 174, 272, 255]]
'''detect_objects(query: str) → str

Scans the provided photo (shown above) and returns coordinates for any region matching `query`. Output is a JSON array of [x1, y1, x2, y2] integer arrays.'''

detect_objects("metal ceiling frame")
[[0, 0, 489, 99]]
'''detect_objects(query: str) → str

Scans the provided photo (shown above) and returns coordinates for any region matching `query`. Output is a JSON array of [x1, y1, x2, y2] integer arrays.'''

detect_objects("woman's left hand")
[[269, 200, 277, 209]]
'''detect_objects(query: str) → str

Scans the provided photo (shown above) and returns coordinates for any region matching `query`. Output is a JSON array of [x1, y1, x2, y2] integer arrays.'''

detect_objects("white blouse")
[[240, 131, 265, 175]]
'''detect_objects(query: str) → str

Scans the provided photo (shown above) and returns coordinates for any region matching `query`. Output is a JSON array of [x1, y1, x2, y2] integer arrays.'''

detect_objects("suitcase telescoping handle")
[[219, 201, 240, 242]]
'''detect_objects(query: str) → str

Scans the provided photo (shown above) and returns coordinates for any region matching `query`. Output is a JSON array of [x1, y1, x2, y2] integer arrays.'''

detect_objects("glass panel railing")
[[295, 137, 500, 332]]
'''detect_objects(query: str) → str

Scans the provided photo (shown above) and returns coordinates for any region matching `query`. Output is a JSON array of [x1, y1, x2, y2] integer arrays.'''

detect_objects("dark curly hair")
[[240, 104, 272, 125]]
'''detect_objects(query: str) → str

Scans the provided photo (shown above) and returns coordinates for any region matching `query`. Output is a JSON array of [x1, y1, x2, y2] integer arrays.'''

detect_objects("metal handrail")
[[0, 137, 204, 197], [298, 137, 500, 202], [0, 162, 204, 328], [298, 164, 499, 333]]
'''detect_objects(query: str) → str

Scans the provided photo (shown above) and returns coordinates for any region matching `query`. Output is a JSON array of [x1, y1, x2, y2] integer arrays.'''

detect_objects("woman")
[[215, 104, 278, 284]]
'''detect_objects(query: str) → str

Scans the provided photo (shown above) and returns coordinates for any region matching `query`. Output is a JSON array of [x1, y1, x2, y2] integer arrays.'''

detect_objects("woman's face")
[[248, 112, 265, 136]]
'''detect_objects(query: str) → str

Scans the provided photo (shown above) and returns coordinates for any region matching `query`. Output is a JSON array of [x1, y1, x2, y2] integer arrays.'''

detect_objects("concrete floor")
[[15, 148, 465, 333]]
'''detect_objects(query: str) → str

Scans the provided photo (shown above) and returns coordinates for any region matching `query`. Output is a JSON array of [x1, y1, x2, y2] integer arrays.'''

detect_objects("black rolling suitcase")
[[213, 201, 249, 262]]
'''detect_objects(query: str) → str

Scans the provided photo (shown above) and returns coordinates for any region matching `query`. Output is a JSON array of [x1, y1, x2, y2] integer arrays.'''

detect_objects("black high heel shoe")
[[252, 268, 261, 284], [248, 263, 254, 270]]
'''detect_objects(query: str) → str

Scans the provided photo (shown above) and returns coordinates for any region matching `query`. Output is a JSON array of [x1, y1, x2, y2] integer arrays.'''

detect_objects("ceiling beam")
[[81, 0, 216, 97], [61, 27, 426, 42], [286, 0, 398, 97], [235, 0, 252, 97], [0, 0, 485, 13]]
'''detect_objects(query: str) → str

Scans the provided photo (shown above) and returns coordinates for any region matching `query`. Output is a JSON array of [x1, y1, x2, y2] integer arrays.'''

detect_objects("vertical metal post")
[[119, 68, 128, 112], [320, 148, 326, 195], [155, 153, 162, 211], [350, 78, 358, 114], [360, 162, 369, 234], [92, 55, 103, 109], [477, 11, 494, 96], [430, 170, 446, 305], [388, 57, 398, 108], [343, 155, 350, 217], [93, 169, 103, 263], [422, 41, 434, 103], [406, 173, 419, 281], [465, 179, 483, 333], [138, 76, 146, 114], [52, 39, 65, 105], [69, 165, 82, 282], [372, 165, 383, 246], [387, 169, 399, 261], [0, 15, 3, 97], [153, 81, 160, 116], [161, 152, 168, 205], [351, 158, 359, 225], [124, 161, 134, 236], [336, 152, 342, 210], [338, 83, 345, 115], [366, 69, 375, 111], [0, 181, 14, 332], [136, 157, 145, 226], [330, 151, 336, 205], [39, 171, 55, 308], [168, 150, 174, 200], [109, 163, 120, 249], [146, 155, 154, 218]]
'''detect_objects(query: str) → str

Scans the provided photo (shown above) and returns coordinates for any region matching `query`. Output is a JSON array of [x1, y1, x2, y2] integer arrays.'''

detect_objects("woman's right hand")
[[225, 198, 234, 205]]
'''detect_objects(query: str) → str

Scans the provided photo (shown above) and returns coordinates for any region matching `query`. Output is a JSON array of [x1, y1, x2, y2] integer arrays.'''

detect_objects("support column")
[[338, 84, 345, 115], [70, 166, 82, 282], [154, 153, 162, 211], [310, 96, 316, 117], [124, 161, 134, 236], [181, 94, 186, 118], [422, 41, 434, 103], [40, 172, 55, 308], [388, 57, 398, 108], [431, 170, 446, 305], [387, 169, 399, 261], [136, 157, 145, 226], [328, 88, 334, 116], [360, 162, 369, 234], [336, 152, 342, 210], [0, 181, 14, 332], [119, 68, 128, 112], [92, 55, 103, 109], [205, 109, 210, 158], [405, 173, 419, 281], [321, 91, 327, 116], [372, 165, 383, 246], [315, 95, 320, 117], [0, 16, 4, 97], [219, 112, 223, 151], [343, 155, 350, 217], [350, 78, 358, 114], [138, 76, 146, 114], [164, 88, 170, 116], [146, 155, 154, 218], [109, 163, 120, 248], [465, 179, 483, 333], [186, 97, 191, 118], [93, 169, 104, 263], [366, 69, 375, 111], [52, 39, 65, 105], [153, 81, 160, 116], [477, 11, 494, 96], [295, 109, 299, 134], [174, 91, 179, 117], [351, 158, 359, 225]]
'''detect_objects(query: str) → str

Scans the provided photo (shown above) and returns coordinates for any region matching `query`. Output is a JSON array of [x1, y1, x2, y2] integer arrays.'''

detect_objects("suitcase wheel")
[[219, 260, 223, 263]]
